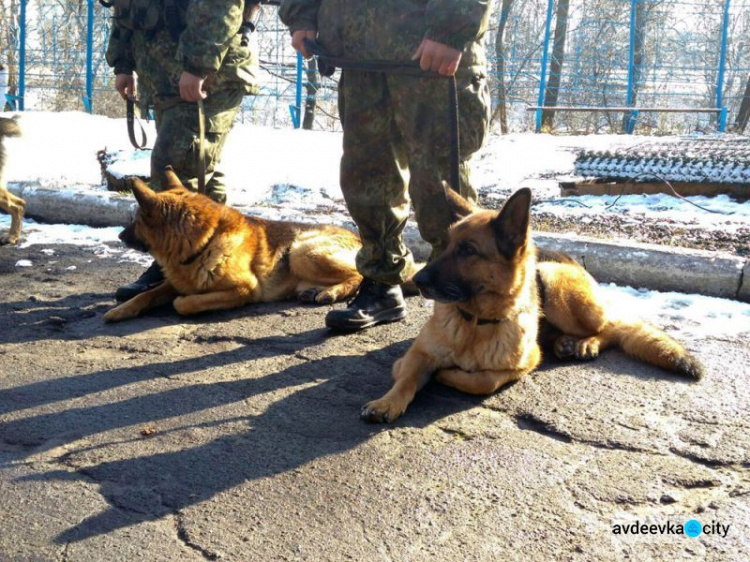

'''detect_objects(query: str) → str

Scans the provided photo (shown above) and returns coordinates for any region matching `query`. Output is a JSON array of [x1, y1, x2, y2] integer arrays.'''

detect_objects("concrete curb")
[[402, 229, 749, 302], [11, 183, 136, 227], [10, 182, 750, 302]]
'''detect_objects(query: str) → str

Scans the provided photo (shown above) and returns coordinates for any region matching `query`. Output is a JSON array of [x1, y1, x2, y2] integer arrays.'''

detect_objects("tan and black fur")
[[0, 116, 24, 245], [362, 185, 704, 423], [104, 169, 363, 322]]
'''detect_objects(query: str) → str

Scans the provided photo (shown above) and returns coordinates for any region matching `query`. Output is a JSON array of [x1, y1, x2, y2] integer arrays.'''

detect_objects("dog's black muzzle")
[[119, 223, 149, 253], [414, 265, 472, 303]]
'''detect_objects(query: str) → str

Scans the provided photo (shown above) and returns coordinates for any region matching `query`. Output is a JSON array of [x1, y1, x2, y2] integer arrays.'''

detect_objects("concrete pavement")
[[0, 243, 748, 561]]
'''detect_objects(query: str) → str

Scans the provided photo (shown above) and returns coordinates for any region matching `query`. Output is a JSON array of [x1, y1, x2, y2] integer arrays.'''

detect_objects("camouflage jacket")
[[106, 0, 259, 106], [278, 0, 493, 74]]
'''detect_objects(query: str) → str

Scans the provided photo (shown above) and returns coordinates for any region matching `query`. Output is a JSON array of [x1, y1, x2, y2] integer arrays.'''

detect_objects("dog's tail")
[[0, 116, 21, 138], [603, 320, 704, 380]]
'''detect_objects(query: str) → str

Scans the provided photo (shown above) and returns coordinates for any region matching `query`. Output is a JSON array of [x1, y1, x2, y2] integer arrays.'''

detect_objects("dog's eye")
[[458, 243, 478, 258]]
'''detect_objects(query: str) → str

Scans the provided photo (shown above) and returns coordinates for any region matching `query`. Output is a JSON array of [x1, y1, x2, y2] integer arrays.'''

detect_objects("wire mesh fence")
[[1, 0, 749, 134]]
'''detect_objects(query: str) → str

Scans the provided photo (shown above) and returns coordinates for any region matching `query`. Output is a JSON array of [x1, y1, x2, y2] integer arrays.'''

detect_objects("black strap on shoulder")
[[303, 38, 461, 193], [127, 97, 148, 150]]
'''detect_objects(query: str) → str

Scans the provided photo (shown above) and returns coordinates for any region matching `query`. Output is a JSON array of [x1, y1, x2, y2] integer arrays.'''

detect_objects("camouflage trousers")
[[339, 69, 490, 285], [149, 88, 245, 203]]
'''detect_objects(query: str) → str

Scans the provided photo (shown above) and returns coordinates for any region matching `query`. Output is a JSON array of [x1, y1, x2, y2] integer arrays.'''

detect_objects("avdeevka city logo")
[[611, 518, 730, 538], [684, 519, 702, 538]]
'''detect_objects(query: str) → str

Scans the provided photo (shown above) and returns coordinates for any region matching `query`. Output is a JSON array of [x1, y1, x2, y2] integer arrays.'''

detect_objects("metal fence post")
[[19, 0, 27, 111], [288, 52, 303, 128], [625, 0, 638, 134], [535, 0, 555, 132], [85, 0, 94, 113], [716, 0, 731, 132]]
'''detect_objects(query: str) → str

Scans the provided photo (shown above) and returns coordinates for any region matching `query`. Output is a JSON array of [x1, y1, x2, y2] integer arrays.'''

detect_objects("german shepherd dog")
[[361, 186, 704, 423], [104, 169, 363, 322], [0, 116, 24, 245]]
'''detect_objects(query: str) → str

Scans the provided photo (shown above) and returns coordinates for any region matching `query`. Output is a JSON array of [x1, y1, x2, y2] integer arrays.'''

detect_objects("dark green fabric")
[[279, 0, 493, 74], [280, 0, 493, 284], [339, 70, 490, 284], [150, 88, 245, 203], [106, 1, 259, 107]]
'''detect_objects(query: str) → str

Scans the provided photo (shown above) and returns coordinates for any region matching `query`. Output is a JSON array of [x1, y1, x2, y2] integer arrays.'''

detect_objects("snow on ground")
[[3, 214, 747, 343], [533, 193, 750, 233], [600, 284, 750, 341], [1, 215, 151, 266], [5, 112, 748, 234]]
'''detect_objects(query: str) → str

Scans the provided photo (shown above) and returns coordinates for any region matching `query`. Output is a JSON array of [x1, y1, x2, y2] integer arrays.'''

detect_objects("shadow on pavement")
[[11, 340, 481, 545]]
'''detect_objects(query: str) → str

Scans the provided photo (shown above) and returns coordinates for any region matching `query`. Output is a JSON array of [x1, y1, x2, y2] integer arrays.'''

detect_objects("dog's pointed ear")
[[492, 188, 532, 259], [162, 166, 184, 191], [131, 178, 159, 210], [443, 181, 476, 224]]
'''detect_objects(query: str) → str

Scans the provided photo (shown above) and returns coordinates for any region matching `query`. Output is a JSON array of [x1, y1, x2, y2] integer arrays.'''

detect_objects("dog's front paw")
[[103, 306, 132, 323], [361, 398, 404, 424], [0, 232, 19, 246]]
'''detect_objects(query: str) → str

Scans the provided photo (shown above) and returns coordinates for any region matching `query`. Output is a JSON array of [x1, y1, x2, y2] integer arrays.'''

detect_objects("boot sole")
[[325, 306, 406, 332]]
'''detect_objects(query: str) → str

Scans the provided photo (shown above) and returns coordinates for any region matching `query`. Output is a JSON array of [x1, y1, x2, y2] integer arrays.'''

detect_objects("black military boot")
[[115, 261, 165, 302], [325, 278, 406, 331]]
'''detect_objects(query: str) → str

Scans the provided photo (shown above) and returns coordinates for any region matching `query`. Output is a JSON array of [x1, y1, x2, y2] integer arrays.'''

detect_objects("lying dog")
[[0, 116, 24, 245], [104, 169, 363, 322], [362, 185, 704, 423]]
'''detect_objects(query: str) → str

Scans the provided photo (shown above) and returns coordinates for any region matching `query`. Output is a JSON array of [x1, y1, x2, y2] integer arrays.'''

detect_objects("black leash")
[[196, 98, 206, 195], [127, 97, 148, 150], [303, 39, 462, 192]]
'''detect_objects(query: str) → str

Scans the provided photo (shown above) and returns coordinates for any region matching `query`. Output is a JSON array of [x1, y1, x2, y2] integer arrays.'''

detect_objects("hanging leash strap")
[[127, 96, 148, 150], [196, 98, 207, 195], [303, 39, 461, 192]]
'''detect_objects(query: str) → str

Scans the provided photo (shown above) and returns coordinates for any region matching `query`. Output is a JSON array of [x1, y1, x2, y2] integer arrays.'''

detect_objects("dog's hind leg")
[[436, 368, 526, 395], [553, 333, 616, 361], [104, 281, 178, 323], [305, 274, 362, 304], [290, 239, 363, 303], [172, 289, 253, 316], [0, 186, 25, 245]]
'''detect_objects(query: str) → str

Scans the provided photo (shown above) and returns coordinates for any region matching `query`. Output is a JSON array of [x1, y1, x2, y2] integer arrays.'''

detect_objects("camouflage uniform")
[[280, 0, 493, 285], [106, 0, 259, 202]]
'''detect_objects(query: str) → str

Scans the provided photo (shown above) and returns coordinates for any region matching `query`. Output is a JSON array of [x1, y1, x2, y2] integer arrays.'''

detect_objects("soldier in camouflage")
[[280, 0, 494, 331], [106, 0, 259, 301]]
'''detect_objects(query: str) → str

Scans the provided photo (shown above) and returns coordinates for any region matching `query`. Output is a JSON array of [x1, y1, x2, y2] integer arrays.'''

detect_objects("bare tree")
[[492, 0, 515, 133], [541, 0, 569, 130]]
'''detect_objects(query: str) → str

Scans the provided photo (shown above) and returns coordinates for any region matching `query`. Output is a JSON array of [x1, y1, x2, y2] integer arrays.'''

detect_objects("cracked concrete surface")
[[0, 244, 748, 561]]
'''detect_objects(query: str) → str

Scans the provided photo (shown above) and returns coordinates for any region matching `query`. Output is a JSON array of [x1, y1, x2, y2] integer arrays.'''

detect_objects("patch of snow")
[[533, 193, 750, 232], [600, 283, 750, 341], [0, 215, 147, 266], [15, 260, 32, 267], [4, 113, 748, 234]]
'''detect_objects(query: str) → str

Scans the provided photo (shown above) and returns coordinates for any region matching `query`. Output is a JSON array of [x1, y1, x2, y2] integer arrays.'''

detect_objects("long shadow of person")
[[15, 341, 485, 545]]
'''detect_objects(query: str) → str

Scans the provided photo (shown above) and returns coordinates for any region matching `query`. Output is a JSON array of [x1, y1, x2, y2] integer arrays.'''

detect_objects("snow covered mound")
[[575, 135, 750, 184]]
